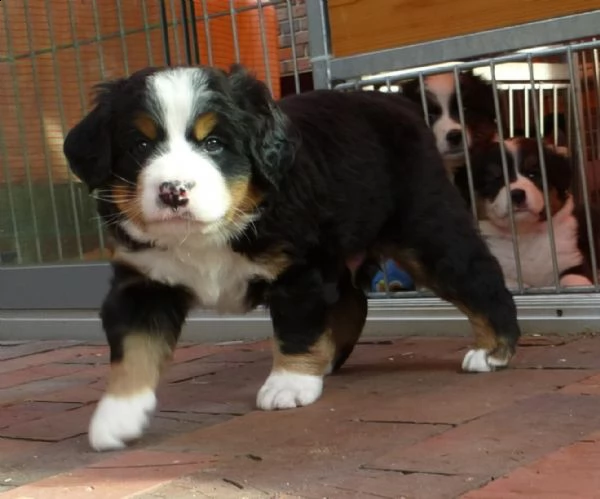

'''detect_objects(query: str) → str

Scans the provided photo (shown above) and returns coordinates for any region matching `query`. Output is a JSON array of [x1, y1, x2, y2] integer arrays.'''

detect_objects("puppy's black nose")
[[510, 188, 526, 206], [446, 129, 463, 146], [158, 181, 194, 209]]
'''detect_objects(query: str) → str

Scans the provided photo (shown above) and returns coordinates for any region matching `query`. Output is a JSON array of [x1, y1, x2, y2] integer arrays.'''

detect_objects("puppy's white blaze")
[[462, 348, 509, 373], [487, 175, 543, 225], [149, 67, 207, 138], [257, 371, 323, 410], [140, 145, 231, 223], [426, 73, 471, 156], [88, 389, 156, 451]]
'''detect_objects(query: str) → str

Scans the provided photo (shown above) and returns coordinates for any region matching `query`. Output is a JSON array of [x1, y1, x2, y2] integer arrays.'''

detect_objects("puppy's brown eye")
[[131, 140, 149, 154], [204, 136, 223, 154]]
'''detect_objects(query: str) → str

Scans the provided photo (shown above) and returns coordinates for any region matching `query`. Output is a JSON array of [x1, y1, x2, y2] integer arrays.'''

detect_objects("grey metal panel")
[[2, 294, 599, 341], [0, 264, 111, 310], [305, 0, 332, 89], [328, 11, 600, 81]]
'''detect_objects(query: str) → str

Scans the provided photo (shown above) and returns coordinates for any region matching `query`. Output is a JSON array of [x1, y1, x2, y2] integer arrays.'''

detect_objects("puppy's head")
[[64, 65, 293, 245], [402, 70, 497, 168], [470, 137, 572, 229]]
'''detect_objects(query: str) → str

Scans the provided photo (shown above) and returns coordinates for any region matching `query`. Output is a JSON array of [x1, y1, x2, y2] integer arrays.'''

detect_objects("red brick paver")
[[0, 334, 600, 498]]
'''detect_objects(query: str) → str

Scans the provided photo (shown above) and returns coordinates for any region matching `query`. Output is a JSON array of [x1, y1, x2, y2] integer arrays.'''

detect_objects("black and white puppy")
[[64, 65, 520, 452], [402, 71, 498, 178], [459, 137, 599, 288]]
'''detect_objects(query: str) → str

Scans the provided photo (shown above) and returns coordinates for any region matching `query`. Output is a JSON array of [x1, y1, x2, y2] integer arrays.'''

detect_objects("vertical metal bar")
[[567, 48, 599, 289], [593, 44, 600, 160], [508, 87, 514, 137], [417, 73, 430, 126], [159, 0, 172, 65], [306, 0, 332, 90], [199, 0, 213, 66], [2, 0, 42, 262], [490, 61, 524, 293], [0, 124, 22, 264], [68, 0, 108, 259], [141, 0, 156, 66], [256, 0, 273, 94], [539, 86, 545, 136], [229, 0, 241, 63], [581, 51, 598, 165], [44, 0, 84, 259], [526, 55, 561, 290], [23, 0, 63, 261], [285, 0, 301, 94], [188, 0, 201, 65], [553, 86, 559, 145], [180, 0, 192, 65], [115, 0, 130, 75], [169, 0, 183, 64], [91, 0, 108, 255], [453, 67, 478, 220], [524, 88, 530, 137]]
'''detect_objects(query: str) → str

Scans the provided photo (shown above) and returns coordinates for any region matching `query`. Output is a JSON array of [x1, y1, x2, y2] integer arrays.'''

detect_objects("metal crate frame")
[[1, 3, 599, 340], [305, 4, 600, 335]]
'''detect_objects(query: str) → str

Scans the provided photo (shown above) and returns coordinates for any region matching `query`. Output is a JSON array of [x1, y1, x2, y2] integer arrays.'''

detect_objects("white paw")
[[256, 371, 323, 410], [560, 274, 593, 287], [462, 348, 508, 373], [88, 390, 156, 451]]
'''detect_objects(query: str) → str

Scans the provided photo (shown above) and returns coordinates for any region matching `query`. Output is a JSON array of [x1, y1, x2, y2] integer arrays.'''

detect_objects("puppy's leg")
[[258, 265, 356, 410], [89, 265, 193, 451], [393, 219, 521, 373], [330, 269, 368, 372]]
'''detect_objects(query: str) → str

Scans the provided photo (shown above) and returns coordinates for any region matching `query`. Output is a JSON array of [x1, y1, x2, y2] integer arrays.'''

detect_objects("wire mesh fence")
[[0, 0, 309, 266], [1, 1, 599, 307], [335, 39, 600, 297]]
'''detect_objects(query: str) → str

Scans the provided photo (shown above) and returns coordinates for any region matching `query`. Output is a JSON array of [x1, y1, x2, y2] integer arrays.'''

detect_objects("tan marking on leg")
[[193, 112, 218, 142], [272, 331, 336, 377], [106, 334, 172, 397]]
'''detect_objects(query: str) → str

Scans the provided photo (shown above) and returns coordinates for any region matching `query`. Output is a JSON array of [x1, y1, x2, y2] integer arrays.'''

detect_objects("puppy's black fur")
[[64, 65, 521, 450]]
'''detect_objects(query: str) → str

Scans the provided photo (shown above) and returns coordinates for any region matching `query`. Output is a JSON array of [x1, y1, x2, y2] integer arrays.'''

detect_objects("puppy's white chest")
[[481, 216, 582, 287], [116, 244, 275, 314]]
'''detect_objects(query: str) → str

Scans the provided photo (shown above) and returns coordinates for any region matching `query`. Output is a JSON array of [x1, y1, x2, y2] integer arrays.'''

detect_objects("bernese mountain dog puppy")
[[457, 137, 600, 288], [401, 70, 499, 180], [63, 65, 521, 451]]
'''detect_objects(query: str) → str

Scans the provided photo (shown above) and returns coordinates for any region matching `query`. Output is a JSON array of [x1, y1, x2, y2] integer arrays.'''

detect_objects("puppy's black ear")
[[227, 64, 294, 189], [63, 80, 122, 191]]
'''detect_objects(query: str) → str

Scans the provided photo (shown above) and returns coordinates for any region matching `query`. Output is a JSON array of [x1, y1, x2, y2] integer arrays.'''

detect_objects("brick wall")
[[275, 0, 311, 76]]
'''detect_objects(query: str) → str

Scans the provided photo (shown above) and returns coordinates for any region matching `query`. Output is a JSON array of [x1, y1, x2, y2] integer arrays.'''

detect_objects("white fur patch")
[[88, 390, 156, 451], [480, 197, 584, 288], [560, 273, 593, 287], [140, 68, 231, 225], [115, 238, 276, 314], [426, 73, 472, 158], [485, 174, 544, 226], [257, 371, 323, 410], [462, 348, 509, 373]]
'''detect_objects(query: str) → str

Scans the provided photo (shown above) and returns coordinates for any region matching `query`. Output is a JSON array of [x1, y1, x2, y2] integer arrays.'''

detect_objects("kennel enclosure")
[[0, 1, 599, 340]]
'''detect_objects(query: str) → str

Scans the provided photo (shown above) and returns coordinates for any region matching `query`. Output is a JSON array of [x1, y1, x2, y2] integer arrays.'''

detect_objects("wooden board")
[[328, 0, 600, 58]]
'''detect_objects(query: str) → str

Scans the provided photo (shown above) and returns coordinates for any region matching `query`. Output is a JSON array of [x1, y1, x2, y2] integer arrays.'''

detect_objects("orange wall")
[[0, 1, 280, 185]]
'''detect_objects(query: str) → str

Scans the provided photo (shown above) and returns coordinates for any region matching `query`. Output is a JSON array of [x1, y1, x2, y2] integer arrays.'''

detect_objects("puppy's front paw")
[[462, 348, 510, 373], [88, 390, 156, 451], [257, 371, 323, 410]]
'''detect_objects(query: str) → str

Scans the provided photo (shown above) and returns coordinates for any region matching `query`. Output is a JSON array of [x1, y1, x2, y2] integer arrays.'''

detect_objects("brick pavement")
[[1, 333, 600, 498]]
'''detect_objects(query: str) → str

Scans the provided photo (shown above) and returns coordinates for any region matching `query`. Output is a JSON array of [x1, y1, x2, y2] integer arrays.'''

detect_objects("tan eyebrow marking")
[[193, 112, 218, 142]]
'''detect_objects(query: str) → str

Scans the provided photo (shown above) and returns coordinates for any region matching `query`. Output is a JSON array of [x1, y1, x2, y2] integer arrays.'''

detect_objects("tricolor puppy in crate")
[[401, 70, 499, 180], [456, 137, 600, 288], [63, 64, 521, 451]]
